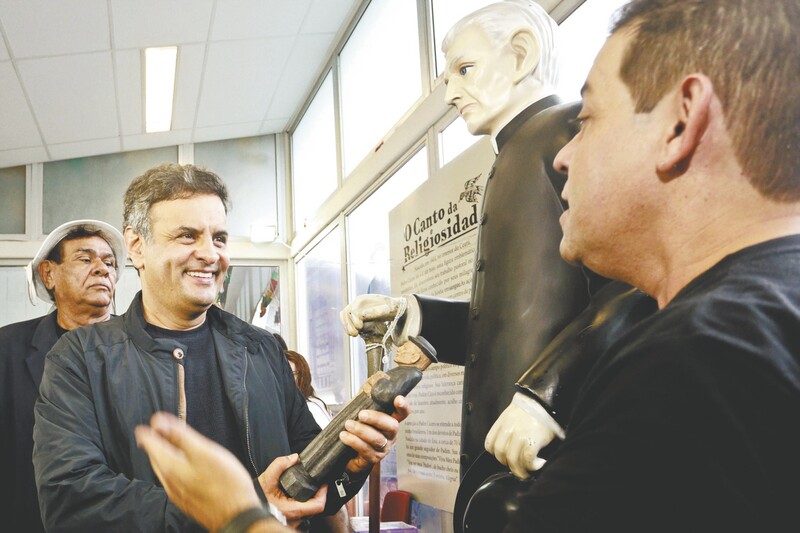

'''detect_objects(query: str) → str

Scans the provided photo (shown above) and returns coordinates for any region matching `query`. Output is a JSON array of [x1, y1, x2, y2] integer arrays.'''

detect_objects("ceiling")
[[0, 0, 361, 169]]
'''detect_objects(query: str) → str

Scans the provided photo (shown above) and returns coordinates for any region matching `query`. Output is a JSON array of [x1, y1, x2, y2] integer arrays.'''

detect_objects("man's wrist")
[[217, 506, 272, 533], [254, 475, 269, 505], [266, 502, 287, 525]]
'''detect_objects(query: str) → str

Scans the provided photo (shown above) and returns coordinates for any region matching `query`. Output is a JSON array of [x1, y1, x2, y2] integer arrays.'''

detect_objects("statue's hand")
[[485, 392, 565, 479], [339, 294, 420, 346]]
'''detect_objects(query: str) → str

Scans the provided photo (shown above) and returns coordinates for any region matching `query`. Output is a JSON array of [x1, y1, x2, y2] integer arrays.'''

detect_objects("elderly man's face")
[[554, 30, 667, 275], [134, 194, 230, 324], [444, 25, 521, 136], [44, 236, 117, 310]]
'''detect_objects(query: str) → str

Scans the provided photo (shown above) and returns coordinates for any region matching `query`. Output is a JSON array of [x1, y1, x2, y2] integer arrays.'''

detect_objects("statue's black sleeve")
[[414, 294, 470, 366]]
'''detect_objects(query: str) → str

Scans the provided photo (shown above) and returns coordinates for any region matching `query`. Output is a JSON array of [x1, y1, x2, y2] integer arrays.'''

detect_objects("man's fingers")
[[134, 424, 184, 493], [262, 453, 301, 490], [148, 412, 217, 460], [355, 409, 400, 440], [135, 424, 182, 464], [341, 421, 390, 456], [391, 396, 410, 423], [273, 477, 327, 525], [309, 483, 328, 508]]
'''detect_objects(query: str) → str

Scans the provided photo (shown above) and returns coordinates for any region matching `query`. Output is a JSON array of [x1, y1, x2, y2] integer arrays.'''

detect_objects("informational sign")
[[389, 137, 494, 512]]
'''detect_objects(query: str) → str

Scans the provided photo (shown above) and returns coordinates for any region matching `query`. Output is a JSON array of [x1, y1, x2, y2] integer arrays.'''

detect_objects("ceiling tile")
[[0, 0, 109, 58], [111, 0, 213, 49], [47, 137, 121, 163], [301, 0, 359, 34], [115, 49, 142, 136], [196, 38, 292, 127], [212, 0, 312, 40], [18, 53, 119, 144], [0, 146, 48, 168], [0, 0, 370, 167], [172, 44, 206, 131], [0, 62, 42, 150], [122, 129, 192, 151], [265, 33, 332, 121], [259, 118, 288, 134], [193, 122, 262, 143]]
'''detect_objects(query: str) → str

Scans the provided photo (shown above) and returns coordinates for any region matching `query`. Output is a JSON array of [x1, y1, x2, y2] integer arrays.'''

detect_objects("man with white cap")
[[0, 219, 125, 533]]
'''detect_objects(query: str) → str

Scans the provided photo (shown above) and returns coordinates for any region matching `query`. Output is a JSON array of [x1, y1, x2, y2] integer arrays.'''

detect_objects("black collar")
[[495, 94, 562, 152]]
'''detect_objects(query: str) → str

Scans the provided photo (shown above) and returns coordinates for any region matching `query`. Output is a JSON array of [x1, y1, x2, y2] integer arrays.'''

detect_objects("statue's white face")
[[443, 25, 523, 137]]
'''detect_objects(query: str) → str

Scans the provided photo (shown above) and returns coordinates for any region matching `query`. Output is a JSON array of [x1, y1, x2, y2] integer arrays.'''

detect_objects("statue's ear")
[[510, 28, 540, 84]]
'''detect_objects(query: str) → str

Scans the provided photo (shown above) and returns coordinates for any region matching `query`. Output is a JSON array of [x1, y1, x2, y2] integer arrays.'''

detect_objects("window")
[[218, 266, 282, 332], [0, 266, 44, 327], [295, 229, 347, 405], [557, 0, 631, 101], [339, 0, 421, 177], [346, 146, 429, 386], [345, 146, 428, 515], [431, 0, 495, 76], [195, 135, 278, 239], [439, 116, 480, 167], [42, 146, 177, 232], [0, 166, 26, 235], [292, 71, 337, 232]]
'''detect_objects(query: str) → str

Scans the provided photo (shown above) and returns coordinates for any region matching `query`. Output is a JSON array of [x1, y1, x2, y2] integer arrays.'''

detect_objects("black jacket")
[[33, 294, 358, 532], [1, 311, 56, 533]]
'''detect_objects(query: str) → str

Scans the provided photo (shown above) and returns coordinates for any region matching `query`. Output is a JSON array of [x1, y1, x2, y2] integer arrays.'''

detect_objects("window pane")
[[114, 265, 143, 315], [0, 266, 46, 327], [0, 166, 26, 234], [218, 266, 282, 332], [340, 0, 421, 177], [439, 117, 479, 167], [295, 229, 347, 405], [347, 147, 428, 385], [292, 71, 337, 231], [431, 0, 495, 76], [557, 0, 631, 101], [43, 147, 178, 232], [345, 146, 428, 515], [195, 135, 278, 239]]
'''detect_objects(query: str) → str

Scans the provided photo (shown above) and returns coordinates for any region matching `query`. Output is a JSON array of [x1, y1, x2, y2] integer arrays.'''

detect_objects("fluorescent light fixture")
[[145, 46, 177, 133]]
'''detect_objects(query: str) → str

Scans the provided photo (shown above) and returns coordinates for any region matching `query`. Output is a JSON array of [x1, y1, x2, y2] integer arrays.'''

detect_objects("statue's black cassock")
[[412, 96, 591, 473]]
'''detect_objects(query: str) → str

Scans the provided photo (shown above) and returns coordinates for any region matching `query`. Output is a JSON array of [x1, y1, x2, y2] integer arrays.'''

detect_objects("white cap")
[[25, 219, 126, 305]]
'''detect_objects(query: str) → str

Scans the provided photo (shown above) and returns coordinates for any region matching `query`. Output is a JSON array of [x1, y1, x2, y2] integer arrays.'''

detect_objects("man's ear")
[[38, 260, 56, 290], [125, 227, 145, 270], [510, 28, 540, 84], [657, 73, 713, 174]]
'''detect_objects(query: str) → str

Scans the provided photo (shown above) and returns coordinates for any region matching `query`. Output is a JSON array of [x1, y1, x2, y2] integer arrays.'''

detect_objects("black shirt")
[[146, 320, 249, 468], [510, 236, 800, 532]]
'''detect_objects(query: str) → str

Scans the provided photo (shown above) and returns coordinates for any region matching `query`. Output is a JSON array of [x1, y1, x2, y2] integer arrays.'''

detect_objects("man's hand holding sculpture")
[[278, 368, 417, 502]]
